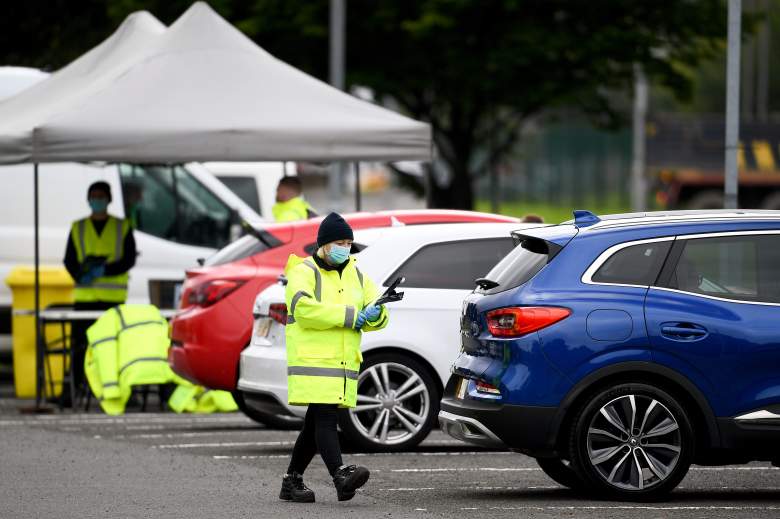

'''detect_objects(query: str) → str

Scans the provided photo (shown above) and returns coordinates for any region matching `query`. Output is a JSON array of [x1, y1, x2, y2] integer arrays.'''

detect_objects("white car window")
[[388, 237, 515, 290]]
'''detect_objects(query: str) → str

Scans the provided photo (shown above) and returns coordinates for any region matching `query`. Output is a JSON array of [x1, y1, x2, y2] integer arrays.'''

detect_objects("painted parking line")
[[386, 466, 779, 474], [152, 440, 295, 449], [0, 415, 252, 427], [212, 451, 514, 460], [454, 506, 780, 512]]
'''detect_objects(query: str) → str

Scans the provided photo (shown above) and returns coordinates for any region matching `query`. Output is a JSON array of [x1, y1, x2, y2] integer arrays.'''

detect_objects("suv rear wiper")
[[475, 278, 500, 290]]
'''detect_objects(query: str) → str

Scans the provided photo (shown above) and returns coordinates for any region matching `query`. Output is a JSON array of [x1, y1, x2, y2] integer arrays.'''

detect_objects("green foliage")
[[1, 1, 730, 209]]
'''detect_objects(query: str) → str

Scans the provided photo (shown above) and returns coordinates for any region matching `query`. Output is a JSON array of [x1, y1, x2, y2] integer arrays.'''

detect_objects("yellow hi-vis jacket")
[[85, 304, 174, 415], [284, 254, 388, 407], [70, 215, 130, 303], [272, 197, 315, 222]]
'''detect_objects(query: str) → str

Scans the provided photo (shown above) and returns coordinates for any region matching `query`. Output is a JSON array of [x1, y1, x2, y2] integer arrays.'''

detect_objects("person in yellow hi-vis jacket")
[[279, 213, 388, 503], [272, 176, 317, 222], [64, 181, 135, 404]]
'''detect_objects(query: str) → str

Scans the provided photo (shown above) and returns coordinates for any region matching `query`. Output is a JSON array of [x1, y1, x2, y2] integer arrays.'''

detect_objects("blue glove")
[[363, 305, 382, 323], [78, 272, 94, 285], [90, 264, 106, 278], [354, 311, 367, 330]]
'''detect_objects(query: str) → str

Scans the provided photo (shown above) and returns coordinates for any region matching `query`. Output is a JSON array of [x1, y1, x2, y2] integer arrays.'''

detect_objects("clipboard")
[[370, 276, 405, 307]]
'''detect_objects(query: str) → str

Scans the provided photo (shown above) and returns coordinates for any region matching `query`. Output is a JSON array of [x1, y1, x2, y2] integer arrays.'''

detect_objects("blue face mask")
[[89, 199, 108, 213], [326, 244, 350, 265]]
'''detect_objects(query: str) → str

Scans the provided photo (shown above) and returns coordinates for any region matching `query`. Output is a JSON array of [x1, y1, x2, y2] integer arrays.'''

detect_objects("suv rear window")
[[204, 231, 282, 267], [591, 241, 672, 286], [476, 237, 558, 294]]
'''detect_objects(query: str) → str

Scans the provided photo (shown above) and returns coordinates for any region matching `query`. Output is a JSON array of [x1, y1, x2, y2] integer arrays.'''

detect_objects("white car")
[[237, 222, 539, 450]]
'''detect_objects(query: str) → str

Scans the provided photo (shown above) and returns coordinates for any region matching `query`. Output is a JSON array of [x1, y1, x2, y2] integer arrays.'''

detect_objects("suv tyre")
[[569, 383, 694, 501], [535, 457, 584, 491]]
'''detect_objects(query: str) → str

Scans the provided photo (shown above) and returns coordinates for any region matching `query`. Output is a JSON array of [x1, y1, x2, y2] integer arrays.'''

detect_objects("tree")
[[1, 1, 730, 209]]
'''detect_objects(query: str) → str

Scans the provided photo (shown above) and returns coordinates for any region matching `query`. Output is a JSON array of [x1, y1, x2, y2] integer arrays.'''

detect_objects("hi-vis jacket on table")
[[85, 304, 236, 415], [284, 254, 389, 407]]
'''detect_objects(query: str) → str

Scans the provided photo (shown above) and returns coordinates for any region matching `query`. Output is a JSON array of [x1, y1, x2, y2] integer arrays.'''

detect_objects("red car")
[[169, 210, 519, 395]]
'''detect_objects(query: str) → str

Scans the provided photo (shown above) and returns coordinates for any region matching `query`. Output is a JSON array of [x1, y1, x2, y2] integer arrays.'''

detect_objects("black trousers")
[[70, 301, 118, 392], [287, 403, 343, 476]]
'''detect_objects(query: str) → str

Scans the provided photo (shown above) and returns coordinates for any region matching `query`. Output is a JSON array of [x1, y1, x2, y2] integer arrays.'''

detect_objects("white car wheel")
[[341, 354, 439, 451]]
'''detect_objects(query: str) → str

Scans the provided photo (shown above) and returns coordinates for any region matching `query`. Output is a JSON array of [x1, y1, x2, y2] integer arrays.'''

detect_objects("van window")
[[591, 241, 672, 286], [477, 237, 557, 294], [665, 234, 780, 303], [119, 164, 234, 249], [217, 176, 261, 214], [389, 238, 515, 290]]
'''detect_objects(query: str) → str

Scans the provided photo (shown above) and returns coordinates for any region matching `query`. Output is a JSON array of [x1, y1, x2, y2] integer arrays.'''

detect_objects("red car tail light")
[[187, 279, 245, 307], [269, 303, 288, 325], [486, 306, 571, 338]]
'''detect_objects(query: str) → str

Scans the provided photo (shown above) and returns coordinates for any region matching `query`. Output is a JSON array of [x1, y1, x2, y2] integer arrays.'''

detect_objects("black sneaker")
[[332, 465, 370, 501], [279, 472, 315, 503]]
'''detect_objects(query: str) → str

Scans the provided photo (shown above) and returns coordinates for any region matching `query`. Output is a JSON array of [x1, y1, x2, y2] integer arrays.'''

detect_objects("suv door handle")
[[660, 323, 708, 341]]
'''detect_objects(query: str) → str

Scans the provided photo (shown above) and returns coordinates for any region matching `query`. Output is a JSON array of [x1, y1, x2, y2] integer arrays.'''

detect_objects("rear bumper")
[[169, 302, 251, 391], [439, 394, 558, 457], [237, 342, 306, 418]]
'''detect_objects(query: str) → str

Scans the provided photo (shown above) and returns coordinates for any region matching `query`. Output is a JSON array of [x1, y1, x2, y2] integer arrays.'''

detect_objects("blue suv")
[[439, 210, 780, 500]]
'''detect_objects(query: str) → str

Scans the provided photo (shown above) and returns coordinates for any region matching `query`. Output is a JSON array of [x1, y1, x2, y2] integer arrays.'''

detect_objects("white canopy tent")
[[0, 2, 431, 164], [0, 11, 167, 162], [0, 2, 431, 407]]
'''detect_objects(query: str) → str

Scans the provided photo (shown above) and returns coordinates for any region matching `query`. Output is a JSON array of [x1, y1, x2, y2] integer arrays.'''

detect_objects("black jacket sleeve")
[[104, 228, 137, 276], [63, 234, 81, 282]]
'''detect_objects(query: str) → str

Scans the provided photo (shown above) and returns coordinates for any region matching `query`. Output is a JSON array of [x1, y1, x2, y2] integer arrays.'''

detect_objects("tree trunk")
[[427, 136, 475, 210]]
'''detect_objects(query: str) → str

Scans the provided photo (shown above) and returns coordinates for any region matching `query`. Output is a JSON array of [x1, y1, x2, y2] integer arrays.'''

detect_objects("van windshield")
[[476, 237, 558, 294], [119, 164, 235, 249]]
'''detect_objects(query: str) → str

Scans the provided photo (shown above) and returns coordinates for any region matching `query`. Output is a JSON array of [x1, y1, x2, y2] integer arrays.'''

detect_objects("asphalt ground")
[[1, 402, 779, 519]]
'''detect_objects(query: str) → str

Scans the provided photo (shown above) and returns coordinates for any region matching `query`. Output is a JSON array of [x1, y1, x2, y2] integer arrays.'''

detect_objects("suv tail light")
[[187, 279, 245, 307], [269, 303, 288, 325], [486, 306, 571, 338]]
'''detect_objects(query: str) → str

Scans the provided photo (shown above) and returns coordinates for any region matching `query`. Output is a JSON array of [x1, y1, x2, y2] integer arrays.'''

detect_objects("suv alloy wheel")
[[569, 383, 694, 500], [340, 353, 439, 451]]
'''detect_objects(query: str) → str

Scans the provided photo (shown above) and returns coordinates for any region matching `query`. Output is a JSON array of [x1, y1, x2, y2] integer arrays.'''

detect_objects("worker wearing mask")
[[63, 181, 136, 404], [280, 212, 388, 503], [272, 176, 317, 222]]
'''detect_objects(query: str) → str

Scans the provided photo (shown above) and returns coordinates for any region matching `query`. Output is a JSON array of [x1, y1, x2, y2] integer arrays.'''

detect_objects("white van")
[[0, 67, 291, 350], [204, 161, 294, 219]]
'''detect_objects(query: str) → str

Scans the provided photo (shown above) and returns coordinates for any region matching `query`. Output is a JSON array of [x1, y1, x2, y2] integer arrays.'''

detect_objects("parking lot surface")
[[1, 405, 779, 519]]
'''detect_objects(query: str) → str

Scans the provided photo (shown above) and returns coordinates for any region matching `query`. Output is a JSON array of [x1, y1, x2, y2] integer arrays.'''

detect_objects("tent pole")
[[354, 162, 361, 212], [34, 162, 42, 409]]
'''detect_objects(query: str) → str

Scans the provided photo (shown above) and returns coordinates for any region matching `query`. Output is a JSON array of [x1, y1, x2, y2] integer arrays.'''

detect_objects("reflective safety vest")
[[70, 215, 130, 303], [167, 382, 238, 414], [284, 254, 389, 407], [272, 197, 316, 222], [84, 304, 174, 415]]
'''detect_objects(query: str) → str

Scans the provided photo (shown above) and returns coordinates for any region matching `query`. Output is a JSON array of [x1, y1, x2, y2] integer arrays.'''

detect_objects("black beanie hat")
[[87, 181, 112, 202], [317, 212, 353, 247]]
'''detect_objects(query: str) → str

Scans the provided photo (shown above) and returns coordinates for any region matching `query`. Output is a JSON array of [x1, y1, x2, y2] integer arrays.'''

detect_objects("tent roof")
[[0, 3, 430, 164], [0, 11, 166, 164]]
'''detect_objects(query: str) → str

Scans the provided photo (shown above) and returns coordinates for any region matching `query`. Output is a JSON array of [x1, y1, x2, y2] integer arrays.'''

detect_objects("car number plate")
[[253, 317, 271, 339], [456, 378, 468, 400]]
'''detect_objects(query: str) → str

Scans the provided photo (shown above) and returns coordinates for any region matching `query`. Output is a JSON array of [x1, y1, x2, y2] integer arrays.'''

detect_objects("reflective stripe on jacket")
[[272, 197, 315, 222], [284, 254, 388, 407], [84, 304, 173, 415], [70, 215, 130, 303]]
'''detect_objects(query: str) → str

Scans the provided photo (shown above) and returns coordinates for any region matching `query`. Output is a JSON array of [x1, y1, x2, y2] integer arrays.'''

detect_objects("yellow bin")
[[5, 266, 74, 398]]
